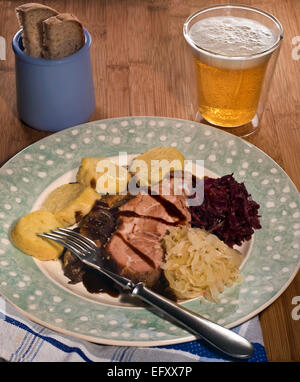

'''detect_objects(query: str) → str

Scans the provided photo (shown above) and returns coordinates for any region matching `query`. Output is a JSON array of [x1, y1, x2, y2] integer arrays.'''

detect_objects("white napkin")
[[0, 296, 267, 362]]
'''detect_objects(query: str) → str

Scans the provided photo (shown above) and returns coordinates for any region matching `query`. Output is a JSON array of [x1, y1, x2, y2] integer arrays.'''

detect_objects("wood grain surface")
[[0, 0, 299, 361]]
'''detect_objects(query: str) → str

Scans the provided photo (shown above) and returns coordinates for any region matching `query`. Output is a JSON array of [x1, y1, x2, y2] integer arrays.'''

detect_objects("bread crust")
[[42, 13, 85, 59], [16, 2, 58, 13], [16, 3, 58, 57], [43, 12, 82, 25], [15, 4, 85, 59]]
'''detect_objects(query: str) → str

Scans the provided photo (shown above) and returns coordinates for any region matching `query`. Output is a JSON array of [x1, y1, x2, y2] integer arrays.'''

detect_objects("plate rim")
[[1, 116, 299, 347], [2, 257, 299, 347]]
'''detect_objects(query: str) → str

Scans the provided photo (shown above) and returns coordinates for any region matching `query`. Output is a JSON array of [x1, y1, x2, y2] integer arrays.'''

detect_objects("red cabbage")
[[190, 174, 261, 247]]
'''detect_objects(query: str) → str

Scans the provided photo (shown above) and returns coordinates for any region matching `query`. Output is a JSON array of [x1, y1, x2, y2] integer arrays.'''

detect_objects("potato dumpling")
[[76, 157, 130, 195], [129, 146, 185, 186], [10, 210, 63, 261], [42, 183, 100, 227]]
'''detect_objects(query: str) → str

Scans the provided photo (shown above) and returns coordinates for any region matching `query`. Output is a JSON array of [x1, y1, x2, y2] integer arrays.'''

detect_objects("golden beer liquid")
[[188, 16, 276, 127], [194, 57, 269, 127]]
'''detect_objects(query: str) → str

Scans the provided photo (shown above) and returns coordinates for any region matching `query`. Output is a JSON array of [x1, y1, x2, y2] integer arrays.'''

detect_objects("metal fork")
[[38, 228, 254, 359]]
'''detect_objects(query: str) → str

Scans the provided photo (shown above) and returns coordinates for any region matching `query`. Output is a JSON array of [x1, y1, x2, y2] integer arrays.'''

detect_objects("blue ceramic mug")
[[12, 28, 95, 132]]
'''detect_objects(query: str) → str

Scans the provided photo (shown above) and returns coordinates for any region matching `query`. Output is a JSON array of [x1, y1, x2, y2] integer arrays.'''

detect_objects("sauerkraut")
[[161, 226, 243, 302]]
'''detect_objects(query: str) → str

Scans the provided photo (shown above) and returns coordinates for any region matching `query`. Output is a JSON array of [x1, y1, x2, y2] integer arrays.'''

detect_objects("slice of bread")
[[42, 13, 85, 59], [16, 3, 58, 57]]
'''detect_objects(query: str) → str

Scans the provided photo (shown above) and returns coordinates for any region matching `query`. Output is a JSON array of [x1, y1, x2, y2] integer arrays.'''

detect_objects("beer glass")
[[183, 5, 283, 136]]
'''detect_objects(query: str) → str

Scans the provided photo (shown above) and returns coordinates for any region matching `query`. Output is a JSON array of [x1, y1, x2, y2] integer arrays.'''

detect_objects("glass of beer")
[[183, 5, 283, 136]]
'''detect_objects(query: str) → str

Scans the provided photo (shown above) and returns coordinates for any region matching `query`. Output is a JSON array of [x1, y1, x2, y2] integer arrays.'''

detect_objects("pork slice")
[[119, 193, 175, 222], [106, 231, 163, 287], [116, 194, 172, 238], [105, 193, 191, 287], [119, 192, 191, 226]]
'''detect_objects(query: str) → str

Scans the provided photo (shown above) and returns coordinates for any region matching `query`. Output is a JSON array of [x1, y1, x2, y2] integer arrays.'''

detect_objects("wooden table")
[[0, 0, 299, 361]]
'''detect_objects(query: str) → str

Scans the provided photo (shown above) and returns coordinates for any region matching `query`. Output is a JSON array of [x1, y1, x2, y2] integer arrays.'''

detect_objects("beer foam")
[[187, 16, 279, 69], [189, 16, 277, 56]]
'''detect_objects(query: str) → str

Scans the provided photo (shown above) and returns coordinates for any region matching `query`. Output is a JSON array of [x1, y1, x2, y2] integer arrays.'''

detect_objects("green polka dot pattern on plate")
[[0, 117, 299, 346]]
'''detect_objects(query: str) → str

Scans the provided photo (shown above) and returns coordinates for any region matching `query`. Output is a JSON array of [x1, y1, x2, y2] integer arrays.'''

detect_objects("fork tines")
[[54, 228, 98, 250], [38, 228, 96, 259]]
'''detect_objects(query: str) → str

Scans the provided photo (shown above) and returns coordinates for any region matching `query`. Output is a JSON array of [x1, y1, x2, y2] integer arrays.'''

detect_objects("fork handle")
[[131, 283, 253, 359]]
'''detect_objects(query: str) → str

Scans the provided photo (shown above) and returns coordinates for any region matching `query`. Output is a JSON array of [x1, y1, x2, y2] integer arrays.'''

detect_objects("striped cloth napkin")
[[0, 296, 267, 362]]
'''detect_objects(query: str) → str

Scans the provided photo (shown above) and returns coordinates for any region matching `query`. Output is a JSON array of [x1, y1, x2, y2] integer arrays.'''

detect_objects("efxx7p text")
[[107, 366, 193, 379]]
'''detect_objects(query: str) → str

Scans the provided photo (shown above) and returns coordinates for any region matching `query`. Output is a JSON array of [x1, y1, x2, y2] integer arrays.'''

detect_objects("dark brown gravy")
[[64, 172, 200, 301], [81, 263, 177, 301], [82, 268, 120, 296], [78, 246, 120, 297]]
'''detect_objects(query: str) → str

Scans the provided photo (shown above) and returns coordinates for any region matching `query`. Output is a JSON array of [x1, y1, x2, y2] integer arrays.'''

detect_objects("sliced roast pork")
[[63, 172, 192, 291], [105, 192, 191, 287]]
